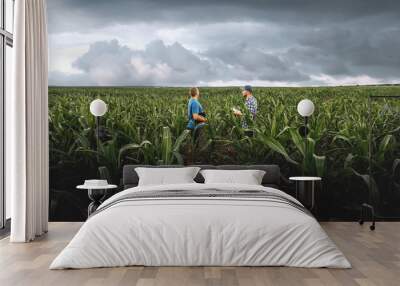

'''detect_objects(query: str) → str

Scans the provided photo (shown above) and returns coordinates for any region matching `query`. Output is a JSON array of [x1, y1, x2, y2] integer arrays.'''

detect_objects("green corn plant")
[[344, 153, 379, 205], [118, 140, 152, 166], [256, 133, 298, 165], [48, 85, 400, 217], [287, 128, 326, 177], [159, 126, 191, 165]]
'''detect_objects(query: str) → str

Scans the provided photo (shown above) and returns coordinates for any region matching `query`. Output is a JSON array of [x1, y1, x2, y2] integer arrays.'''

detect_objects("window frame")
[[0, 0, 13, 230]]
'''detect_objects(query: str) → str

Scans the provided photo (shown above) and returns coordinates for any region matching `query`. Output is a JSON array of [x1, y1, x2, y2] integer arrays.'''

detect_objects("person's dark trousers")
[[190, 124, 208, 163], [244, 129, 255, 137]]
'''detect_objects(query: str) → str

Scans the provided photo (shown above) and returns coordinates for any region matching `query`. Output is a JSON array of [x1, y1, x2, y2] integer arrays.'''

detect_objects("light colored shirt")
[[242, 96, 258, 128]]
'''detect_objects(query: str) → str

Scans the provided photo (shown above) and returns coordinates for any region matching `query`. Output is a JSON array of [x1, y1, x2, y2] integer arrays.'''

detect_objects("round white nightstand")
[[77, 184, 117, 217], [289, 177, 321, 210]]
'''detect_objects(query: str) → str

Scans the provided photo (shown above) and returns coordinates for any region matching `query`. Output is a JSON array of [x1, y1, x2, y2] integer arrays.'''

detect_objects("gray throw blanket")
[[90, 189, 311, 218]]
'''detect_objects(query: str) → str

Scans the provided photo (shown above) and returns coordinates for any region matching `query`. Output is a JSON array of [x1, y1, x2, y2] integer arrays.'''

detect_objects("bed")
[[50, 165, 350, 269]]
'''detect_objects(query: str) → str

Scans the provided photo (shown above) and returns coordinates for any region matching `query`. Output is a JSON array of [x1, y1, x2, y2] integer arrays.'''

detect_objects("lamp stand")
[[96, 116, 100, 164], [303, 116, 308, 176]]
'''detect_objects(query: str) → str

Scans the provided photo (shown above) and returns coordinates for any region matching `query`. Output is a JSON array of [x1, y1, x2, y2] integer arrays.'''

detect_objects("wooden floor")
[[0, 222, 399, 286]]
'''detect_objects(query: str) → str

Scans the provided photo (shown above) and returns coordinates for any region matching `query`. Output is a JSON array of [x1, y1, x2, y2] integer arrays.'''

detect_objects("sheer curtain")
[[7, 0, 48, 242]]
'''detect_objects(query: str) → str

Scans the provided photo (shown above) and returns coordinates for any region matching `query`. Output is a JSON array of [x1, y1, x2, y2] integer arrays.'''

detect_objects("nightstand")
[[289, 176, 321, 210], [77, 184, 117, 217]]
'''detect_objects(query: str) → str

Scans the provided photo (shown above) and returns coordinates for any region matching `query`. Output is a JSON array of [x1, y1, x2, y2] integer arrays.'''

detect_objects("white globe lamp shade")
[[90, 99, 107, 117], [297, 99, 315, 117]]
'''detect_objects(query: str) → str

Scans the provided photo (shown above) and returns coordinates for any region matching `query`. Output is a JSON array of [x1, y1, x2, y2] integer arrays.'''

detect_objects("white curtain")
[[7, 0, 49, 242]]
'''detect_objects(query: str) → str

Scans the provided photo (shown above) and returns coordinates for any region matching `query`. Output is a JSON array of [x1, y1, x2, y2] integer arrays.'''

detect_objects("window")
[[5, 0, 13, 33], [0, 0, 14, 229]]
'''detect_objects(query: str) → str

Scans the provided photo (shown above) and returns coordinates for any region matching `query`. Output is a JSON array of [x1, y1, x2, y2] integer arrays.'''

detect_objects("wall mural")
[[47, 1, 400, 221], [49, 86, 400, 221]]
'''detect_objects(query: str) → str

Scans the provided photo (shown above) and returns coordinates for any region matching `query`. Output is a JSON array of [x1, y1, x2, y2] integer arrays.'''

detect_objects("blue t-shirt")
[[187, 98, 203, 129]]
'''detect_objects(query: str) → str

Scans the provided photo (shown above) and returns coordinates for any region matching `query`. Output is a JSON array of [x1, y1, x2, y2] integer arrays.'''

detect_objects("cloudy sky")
[[48, 0, 400, 87]]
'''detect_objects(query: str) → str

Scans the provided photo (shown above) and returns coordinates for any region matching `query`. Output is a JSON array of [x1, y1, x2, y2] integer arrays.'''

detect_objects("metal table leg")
[[87, 189, 107, 217]]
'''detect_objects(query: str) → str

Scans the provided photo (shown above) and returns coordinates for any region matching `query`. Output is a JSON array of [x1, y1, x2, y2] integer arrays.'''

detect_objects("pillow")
[[200, 169, 266, 185], [135, 167, 201, 186]]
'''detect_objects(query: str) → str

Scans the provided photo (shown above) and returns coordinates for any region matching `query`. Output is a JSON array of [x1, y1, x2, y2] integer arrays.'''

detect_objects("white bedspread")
[[50, 183, 351, 269]]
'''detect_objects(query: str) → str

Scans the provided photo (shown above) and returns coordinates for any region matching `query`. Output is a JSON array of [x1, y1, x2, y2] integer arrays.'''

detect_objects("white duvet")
[[50, 183, 351, 269]]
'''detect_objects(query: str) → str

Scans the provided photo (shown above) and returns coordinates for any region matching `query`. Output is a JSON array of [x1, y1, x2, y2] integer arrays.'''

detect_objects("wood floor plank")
[[0, 222, 399, 286]]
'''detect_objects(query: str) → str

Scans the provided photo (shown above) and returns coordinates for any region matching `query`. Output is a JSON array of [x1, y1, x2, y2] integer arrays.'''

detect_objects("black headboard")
[[122, 164, 281, 189]]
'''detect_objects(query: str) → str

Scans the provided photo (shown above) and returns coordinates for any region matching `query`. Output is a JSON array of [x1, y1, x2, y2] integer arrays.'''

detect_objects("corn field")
[[49, 86, 400, 220]]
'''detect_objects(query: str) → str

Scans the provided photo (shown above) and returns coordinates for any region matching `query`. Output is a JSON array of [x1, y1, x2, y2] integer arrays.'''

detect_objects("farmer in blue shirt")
[[187, 87, 207, 130]]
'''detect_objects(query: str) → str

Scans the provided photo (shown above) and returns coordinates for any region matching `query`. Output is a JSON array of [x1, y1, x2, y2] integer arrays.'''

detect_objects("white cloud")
[[200, 79, 301, 87], [130, 57, 172, 81], [50, 38, 400, 86], [50, 39, 310, 86], [310, 74, 396, 86]]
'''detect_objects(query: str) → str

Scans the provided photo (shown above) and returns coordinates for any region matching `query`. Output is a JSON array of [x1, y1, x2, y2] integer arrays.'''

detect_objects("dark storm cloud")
[[48, 0, 400, 33], [48, 0, 400, 86], [203, 42, 308, 82], [286, 25, 400, 78]]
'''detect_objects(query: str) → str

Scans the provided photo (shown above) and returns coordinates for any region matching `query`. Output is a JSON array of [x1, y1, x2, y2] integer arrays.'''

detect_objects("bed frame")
[[122, 164, 282, 190]]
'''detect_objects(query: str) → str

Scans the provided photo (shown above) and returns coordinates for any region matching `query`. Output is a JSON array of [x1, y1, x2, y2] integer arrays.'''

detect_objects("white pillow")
[[135, 167, 200, 186], [200, 169, 266, 185]]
